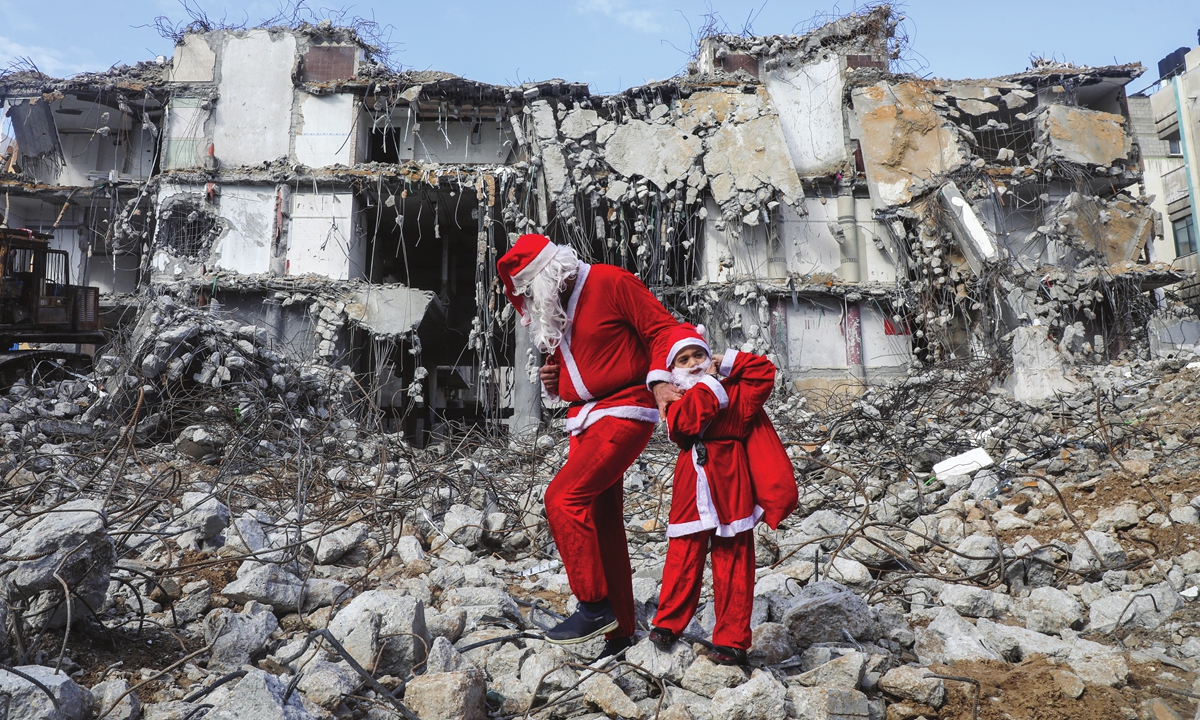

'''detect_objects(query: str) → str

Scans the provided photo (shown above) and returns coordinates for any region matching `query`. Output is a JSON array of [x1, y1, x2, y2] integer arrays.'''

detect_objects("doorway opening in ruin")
[[361, 185, 506, 446]]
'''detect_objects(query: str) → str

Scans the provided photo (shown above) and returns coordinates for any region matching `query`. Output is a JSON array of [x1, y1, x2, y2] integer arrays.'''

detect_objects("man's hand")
[[539, 359, 560, 396], [709, 355, 723, 375], [652, 382, 683, 420]]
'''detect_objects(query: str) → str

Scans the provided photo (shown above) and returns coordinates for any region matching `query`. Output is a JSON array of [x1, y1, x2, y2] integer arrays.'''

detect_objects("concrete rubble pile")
[[0, 304, 1199, 719]]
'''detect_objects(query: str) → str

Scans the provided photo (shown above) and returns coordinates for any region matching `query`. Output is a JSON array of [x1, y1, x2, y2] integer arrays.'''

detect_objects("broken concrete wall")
[[778, 198, 842, 277], [785, 296, 851, 369], [170, 34, 217, 82], [295, 93, 359, 167], [851, 81, 966, 208], [287, 192, 364, 280], [151, 184, 221, 279], [211, 30, 296, 167], [860, 302, 911, 367], [207, 186, 281, 274], [151, 183, 281, 279], [763, 56, 847, 176], [2, 94, 157, 185]]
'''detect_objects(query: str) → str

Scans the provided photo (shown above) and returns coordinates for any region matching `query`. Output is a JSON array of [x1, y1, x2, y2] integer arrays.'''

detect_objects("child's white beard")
[[671, 361, 711, 391]]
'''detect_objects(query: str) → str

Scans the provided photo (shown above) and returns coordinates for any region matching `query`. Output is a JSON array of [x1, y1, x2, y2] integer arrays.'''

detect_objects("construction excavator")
[[0, 227, 105, 387]]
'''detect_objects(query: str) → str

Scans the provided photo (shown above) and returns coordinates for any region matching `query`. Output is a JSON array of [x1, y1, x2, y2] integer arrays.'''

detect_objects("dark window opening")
[[367, 120, 404, 164], [1174, 215, 1197, 257]]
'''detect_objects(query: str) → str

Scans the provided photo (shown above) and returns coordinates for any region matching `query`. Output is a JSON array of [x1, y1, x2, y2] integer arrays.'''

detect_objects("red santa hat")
[[496, 233, 559, 321], [662, 323, 710, 370]]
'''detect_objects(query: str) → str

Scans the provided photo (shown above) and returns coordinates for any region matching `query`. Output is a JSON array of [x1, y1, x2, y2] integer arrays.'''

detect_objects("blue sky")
[[0, 0, 1196, 94]]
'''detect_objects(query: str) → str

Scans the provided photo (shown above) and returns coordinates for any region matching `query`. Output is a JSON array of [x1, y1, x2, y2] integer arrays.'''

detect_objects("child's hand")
[[709, 355, 723, 375]]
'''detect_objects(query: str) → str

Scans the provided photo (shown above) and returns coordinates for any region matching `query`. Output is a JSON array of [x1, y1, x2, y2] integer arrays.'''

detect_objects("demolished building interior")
[[1, 5, 1200, 720]]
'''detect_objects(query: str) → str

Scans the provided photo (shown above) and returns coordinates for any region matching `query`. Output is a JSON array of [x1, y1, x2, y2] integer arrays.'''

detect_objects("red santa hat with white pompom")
[[496, 233, 559, 324], [661, 323, 710, 371]]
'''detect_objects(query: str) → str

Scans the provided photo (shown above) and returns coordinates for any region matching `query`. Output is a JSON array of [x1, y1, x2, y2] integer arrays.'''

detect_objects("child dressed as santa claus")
[[648, 324, 797, 665]]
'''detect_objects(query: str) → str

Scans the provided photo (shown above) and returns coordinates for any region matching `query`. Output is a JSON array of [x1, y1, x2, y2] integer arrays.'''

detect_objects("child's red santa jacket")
[[544, 261, 679, 435], [664, 351, 798, 537]]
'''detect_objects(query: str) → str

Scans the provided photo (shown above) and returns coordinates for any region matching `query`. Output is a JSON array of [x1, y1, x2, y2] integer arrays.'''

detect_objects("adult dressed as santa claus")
[[498, 234, 682, 657]]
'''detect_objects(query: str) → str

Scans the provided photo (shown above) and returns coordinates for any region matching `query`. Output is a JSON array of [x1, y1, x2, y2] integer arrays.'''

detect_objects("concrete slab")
[[288, 192, 364, 280], [171, 34, 216, 82], [212, 30, 295, 167], [851, 81, 966, 208], [763, 57, 846, 176]]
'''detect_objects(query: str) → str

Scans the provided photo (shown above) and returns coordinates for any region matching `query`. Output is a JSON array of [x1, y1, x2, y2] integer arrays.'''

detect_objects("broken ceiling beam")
[[938, 182, 998, 276]]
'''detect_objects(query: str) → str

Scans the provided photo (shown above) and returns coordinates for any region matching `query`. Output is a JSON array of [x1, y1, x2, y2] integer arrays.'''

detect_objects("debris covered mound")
[[2, 296, 1200, 720]]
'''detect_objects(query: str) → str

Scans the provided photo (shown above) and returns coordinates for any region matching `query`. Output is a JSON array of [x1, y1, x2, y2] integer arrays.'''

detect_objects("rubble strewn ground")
[[1, 300, 1200, 720]]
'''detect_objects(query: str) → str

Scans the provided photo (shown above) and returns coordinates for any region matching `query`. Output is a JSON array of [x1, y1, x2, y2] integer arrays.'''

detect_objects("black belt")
[[688, 437, 741, 466]]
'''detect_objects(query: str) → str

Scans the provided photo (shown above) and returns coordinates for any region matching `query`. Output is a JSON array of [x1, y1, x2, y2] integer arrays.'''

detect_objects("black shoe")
[[648, 626, 679, 649], [597, 635, 636, 660], [544, 606, 619, 645], [709, 645, 748, 666]]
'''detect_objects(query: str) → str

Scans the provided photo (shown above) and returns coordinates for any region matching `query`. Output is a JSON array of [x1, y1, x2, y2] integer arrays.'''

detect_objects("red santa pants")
[[545, 416, 654, 639], [653, 529, 756, 649]]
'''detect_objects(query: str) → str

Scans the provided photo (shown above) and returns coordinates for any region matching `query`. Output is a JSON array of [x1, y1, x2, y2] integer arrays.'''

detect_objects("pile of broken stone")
[[2, 315, 1200, 719]]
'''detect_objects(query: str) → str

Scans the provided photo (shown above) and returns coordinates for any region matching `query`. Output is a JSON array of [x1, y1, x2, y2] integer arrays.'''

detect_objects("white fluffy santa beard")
[[671, 361, 712, 390], [523, 245, 580, 353]]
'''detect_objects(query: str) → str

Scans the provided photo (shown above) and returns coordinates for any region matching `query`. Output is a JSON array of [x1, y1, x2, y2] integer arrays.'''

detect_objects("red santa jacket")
[[548, 261, 680, 435], [664, 351, 798, 537]]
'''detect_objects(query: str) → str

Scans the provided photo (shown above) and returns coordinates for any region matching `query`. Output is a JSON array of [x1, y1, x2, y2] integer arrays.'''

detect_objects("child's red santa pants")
[[653, 529, 756, 649], [545, 416, 654, 638]]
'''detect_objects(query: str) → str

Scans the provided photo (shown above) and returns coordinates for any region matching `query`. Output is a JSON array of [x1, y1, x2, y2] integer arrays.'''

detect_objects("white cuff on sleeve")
[[697, 375, 729, 409], [719, 349, 738, 377], [646, 369, 673, 389]]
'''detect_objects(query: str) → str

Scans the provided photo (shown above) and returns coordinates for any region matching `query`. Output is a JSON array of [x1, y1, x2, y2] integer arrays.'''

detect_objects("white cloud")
[[575, 0, 665, 34], [0, 35, 93, 77]]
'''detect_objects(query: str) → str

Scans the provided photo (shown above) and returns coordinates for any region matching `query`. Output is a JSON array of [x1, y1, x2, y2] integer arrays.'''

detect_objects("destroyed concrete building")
[[0, 6, 1189, 440]]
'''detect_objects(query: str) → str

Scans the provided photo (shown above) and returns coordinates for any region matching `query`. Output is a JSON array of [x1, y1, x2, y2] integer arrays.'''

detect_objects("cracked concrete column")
[[838, 182, 861, 282], [507, 321, 542, 437]]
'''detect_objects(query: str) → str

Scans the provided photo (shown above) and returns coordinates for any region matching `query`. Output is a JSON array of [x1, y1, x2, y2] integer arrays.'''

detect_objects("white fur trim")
[[565, 261, 588, 320], [558, 262, 593, 400], [567, 404, 659, 436], [665, 518, 710, 537], [665, 446, 719, 537], [665, 447, 761, 538], [714, 506, 763, 537], [646, 369, 673, 389], [511, 240, 558, 289], [697, 375, 729, 409], [719, 349, 738, 377], [666, 337, 711, 370], [563, 401, 598, 434]]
